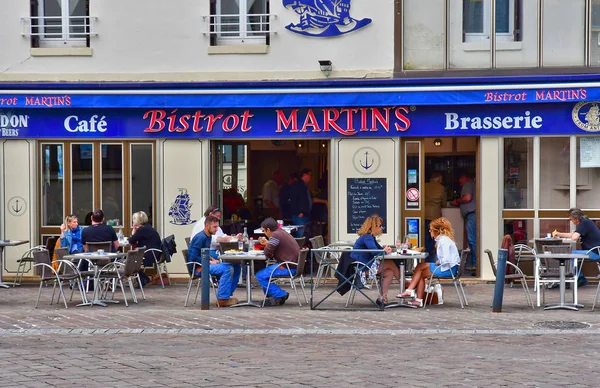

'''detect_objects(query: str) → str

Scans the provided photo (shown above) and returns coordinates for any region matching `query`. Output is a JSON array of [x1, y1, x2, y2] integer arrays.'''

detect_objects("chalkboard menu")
[[347, 178, 387, 234]]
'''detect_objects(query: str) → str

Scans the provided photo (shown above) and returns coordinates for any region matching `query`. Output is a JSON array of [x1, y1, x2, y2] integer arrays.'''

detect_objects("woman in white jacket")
[[399, 217, 460, 307]]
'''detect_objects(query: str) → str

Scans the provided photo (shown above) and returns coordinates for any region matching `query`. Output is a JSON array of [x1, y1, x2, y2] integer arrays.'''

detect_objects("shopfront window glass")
[[71, 143, 93, 222], [540, 137, 570, 209], [575, 137, 600, 209], [101, 144, 123, 223], [41, 144, 64, 226], [503, 137, 533, 209], [131, 144, 154, 225], [540, 219, 570, 239], [503, 219, 532, 245]]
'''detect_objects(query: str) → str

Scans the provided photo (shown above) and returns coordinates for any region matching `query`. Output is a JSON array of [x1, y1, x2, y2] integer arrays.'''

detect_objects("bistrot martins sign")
[[1, 102, 600, 138]]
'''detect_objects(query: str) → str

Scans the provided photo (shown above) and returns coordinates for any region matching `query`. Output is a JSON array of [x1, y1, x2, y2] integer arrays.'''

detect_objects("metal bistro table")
[[219, 252, 266, 307], [64, 251, 127, 307], [535, 252, 588, 311], [384, 251, 429, 309], [0, 240, 29, 288]]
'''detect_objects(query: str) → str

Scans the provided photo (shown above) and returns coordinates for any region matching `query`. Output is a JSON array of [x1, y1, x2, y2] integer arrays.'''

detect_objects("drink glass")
[[277, 220, 284, 228], [238, 240, 244, 251], [395, 236, 402, 253]]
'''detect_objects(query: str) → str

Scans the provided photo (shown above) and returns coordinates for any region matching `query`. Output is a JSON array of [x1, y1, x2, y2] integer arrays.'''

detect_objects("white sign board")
[[580, 137, 600, 168]]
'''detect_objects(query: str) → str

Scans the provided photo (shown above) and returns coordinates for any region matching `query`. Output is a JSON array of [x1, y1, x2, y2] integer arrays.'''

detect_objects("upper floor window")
[[28, 0, 93, 48], [463, 0, 521, 42], [209, 0, 270, 46]]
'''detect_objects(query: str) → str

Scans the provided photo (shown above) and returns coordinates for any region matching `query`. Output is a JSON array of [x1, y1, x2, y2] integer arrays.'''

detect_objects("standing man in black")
[[81, 209, 119, 252], [290, 168, 313, 234]]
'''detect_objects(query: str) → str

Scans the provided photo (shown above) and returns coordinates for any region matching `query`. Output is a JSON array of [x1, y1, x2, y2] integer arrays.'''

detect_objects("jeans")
[[465, 212, 477, 268], [573, 249, 600, 280], [292, 215, 310, 237], [255, 263, 296, 298], [208, 262, 241, 300]]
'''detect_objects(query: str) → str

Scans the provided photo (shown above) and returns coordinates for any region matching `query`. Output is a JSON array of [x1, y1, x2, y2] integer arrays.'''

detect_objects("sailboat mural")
[[169, 188, 196, 225], [283, 0, 372, 37]]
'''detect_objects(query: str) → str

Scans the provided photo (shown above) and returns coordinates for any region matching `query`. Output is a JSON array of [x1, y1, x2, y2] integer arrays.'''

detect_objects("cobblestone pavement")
[[1, 280, 599, 386]]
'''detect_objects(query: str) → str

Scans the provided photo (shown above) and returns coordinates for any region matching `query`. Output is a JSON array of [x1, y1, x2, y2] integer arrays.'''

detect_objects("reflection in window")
[[131, 144, 154, 225], [503, 138, 533, 209], [503, 219, 531, 245], [101, 144, 123, 222], [540, 137, 570, 209], [222, 144, 246, 163], [41, 144, 64, 225], [71, 143, 93, 223], [540, 219, 570, 238], [463, 0, 516, 41]]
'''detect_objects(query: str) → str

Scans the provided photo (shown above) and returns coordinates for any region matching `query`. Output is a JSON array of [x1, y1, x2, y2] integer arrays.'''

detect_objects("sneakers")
[[263, 292, 290, 307], [216, 297, 239, 307]]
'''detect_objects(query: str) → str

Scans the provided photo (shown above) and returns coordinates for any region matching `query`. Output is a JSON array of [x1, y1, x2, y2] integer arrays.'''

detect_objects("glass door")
[[211, 141, 250, 223]]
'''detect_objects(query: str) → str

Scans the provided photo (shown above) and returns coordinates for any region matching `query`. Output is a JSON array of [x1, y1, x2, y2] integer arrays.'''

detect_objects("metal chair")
[[182, 249, 219, 307], [584, 246, 600, 311], [539, 244, 574, 306], [514, 244, 537, 290], [485, 249, 534, 309], [13, 245, 46, 286], [144, 248, 171, 288], [262, 249, 309, 307], [345, 258, 383, 307], [219, 241, 240, 253], [32, 249, 86, 309], [311, 236, 342, 288], [96, 248, 145, 306], [424, 248, 470, 308], [86, 241, 113, 252], [294, 237, 306, 248]]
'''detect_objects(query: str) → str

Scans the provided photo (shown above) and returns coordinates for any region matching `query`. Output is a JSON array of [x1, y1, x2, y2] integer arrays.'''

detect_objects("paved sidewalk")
[[1, 281, 599, 387]]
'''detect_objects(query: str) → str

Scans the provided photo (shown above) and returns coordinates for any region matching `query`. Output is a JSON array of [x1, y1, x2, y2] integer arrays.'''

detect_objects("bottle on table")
[[395, 235, 402, 253], [242, 227, 249, 252]]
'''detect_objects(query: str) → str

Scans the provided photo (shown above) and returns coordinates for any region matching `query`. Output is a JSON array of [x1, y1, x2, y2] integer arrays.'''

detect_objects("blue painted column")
[[492, 248, 508, 313], [201, 248, 210, 310]]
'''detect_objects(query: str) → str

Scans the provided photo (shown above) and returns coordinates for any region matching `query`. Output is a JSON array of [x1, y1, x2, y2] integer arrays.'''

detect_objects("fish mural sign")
[[283, 0, 372, 37]]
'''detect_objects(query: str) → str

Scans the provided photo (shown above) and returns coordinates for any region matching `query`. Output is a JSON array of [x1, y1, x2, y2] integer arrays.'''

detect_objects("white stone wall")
[[0, 0, 394, 81]]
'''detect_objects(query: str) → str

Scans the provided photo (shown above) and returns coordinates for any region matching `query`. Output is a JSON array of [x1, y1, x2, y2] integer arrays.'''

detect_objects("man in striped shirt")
[[255, 218, 300, 306]]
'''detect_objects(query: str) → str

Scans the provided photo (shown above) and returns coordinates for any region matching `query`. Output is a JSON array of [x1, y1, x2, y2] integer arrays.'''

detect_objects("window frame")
[[35, 0, 89, 48], [211, 0, 270, 46]]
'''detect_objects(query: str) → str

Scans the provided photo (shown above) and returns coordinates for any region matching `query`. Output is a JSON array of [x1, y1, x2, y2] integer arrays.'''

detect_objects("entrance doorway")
[[401, 137, 479, 273], [210, 139, 330, 241]]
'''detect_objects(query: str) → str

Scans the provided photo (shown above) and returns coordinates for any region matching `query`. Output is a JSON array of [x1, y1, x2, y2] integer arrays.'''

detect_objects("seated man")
[[190, 205, 241, 259], [255, 217, 300, 306], [188, 215, 241, 307]]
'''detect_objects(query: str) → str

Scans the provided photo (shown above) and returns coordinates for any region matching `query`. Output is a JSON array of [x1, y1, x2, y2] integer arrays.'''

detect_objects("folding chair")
[[346, 259, 382, 307], [96, 248, 145, 306], [588, 246, 600, 310], [424, 248, 469, 308], [32, 249, 86, 309], [485, 249, 534, 309], [86, 241, 113, 252], [261, 249, 309, 307], [514, 244, 537, 290], [182, 249, 219, 307]]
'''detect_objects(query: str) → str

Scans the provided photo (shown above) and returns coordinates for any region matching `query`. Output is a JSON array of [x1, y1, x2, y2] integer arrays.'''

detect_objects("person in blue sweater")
[[187, 215, 241, 307], [59, 215, 84, 254], [350, 215, 396, 306]]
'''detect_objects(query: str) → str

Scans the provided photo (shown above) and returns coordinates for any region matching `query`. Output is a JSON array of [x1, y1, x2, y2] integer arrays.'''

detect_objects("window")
[[209, 0, 270, 46], [29, 0, 92, 48], [463, 0, 521, 42], [503, 137, 533, 209], [222, 144, 246, 163]]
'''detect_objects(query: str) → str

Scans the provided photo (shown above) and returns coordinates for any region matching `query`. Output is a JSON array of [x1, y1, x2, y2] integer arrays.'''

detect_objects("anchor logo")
[[8, 196, 27, 217], [11, 199, 22, 214], [352, 147, 380, 175], [359, 151, 373, 170]]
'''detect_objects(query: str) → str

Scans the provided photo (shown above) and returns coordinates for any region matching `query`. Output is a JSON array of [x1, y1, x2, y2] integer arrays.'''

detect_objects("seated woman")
[[59, 214, 84, 255], [128, 211, 162, 286], [400, 217, 460, 307], [350, 215, 397, 307]]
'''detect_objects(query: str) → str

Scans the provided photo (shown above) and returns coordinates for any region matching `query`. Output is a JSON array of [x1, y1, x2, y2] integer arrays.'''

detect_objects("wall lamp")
[[318, 60, 332, 77], [434, 138, 443, 147]]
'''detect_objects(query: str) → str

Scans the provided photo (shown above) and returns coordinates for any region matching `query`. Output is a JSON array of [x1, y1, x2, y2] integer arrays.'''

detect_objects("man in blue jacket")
[[188, 215, 241, 307]]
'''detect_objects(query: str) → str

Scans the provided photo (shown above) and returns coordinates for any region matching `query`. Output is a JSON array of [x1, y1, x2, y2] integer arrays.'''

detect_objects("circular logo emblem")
[[8, 196, 27, 216], [406, 188, 420, 201], [572, 102, 600, 132], [352, 147, 381, 175]]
